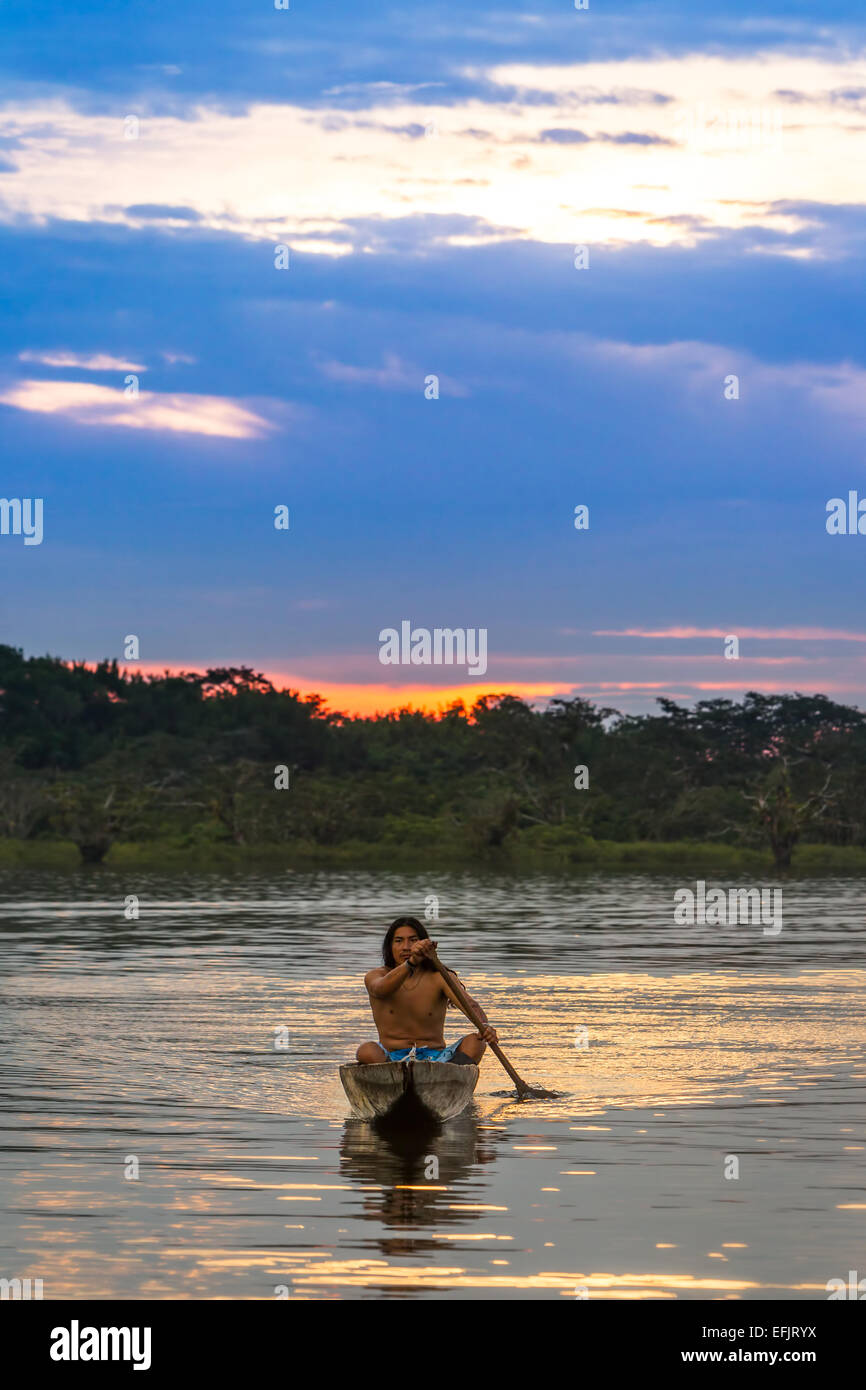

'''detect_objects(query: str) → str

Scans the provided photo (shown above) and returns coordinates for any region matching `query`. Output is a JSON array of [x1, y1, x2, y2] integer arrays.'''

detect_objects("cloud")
[[578, 207, 647, 218], [645, 212, 712, 230], [124, 204, 202, 221], [321, 80, 445, 103], [537, 128, 676, 145], [316, 350, 470, 396], [4, 46, 866, 256], [0, 379, 274, 438], [0, 0, 859, 126], [305, 115, 429, 139], [537, 128, 591, 145], [332, 211, 522, 253], [583, 335, 866, 430], [548, 87, 675, 107], [593, 626, 866, 643], [603, 132, 676, 146], [505, 650, 815, 667], [776, 86, 866, 108], [830, 86, 866, 106], [18, 349, 146, 371]]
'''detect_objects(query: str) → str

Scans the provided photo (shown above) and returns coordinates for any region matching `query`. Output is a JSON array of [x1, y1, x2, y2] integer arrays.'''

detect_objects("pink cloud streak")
[[593, 626, 866, 642]]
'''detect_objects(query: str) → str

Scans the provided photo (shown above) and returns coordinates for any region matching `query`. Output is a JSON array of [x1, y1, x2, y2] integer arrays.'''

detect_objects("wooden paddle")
[[426, 946, 536, 1099]]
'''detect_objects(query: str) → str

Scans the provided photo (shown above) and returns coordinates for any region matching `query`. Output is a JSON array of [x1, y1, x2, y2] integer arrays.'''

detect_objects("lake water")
[[1, 867, 864, 1300]]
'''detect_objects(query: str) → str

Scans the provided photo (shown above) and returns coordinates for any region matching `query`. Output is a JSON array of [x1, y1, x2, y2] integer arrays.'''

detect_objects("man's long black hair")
[[382, 915, 434, 970]]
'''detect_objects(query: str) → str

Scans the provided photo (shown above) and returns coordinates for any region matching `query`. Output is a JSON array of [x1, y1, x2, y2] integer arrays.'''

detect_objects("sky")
[[2, 0, 866, 716]]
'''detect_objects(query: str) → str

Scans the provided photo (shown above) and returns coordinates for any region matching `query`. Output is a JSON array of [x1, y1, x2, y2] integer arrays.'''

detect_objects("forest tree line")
[[1, 643, 865, 867]]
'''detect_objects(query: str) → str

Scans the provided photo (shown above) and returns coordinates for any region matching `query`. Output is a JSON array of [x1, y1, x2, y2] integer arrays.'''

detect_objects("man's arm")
[[367, 937, 439, 998], [365, 963, 413, 998]]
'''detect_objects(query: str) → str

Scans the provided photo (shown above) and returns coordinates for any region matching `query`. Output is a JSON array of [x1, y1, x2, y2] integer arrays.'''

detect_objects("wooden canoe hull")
[[340, 1059, 479, 1122]]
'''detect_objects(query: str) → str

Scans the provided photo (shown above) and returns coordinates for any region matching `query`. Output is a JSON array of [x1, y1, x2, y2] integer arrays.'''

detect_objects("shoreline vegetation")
[[1, 834, 865, 873], [3, 645, 866, 873]]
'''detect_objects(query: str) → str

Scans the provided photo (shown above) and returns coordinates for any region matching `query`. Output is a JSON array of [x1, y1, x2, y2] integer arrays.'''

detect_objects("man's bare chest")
[[378, 976, 444, 1016]]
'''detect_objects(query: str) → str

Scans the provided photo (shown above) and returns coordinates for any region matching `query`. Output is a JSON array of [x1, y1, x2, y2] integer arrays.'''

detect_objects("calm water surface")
[[1, 868, 864, 1300]]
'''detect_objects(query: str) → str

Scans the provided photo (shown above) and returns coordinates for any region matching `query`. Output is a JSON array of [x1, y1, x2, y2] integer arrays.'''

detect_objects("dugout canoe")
[[340, 1058, 479, 1123]]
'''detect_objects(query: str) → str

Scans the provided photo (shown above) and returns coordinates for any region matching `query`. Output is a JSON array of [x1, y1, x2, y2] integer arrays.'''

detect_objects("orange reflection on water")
[[393, 1185, 448, 1191], [273, 968, 866, 1120], [448, 1204, 508, 1211], [199, 1175, 353, 1190], [430, 1232, 513, 1242], [266, 1261, 816, 1296]]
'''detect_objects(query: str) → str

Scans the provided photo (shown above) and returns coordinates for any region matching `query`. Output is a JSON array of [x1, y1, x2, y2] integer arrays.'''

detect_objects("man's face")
[[393, 927, 419, 963]]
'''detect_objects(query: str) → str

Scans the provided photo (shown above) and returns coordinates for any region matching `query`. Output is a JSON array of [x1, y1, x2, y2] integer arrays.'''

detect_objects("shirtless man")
[[356, 915, 498, 1065]]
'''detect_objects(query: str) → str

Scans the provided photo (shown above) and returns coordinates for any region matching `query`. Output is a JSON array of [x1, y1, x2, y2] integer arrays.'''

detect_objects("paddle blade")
[[492, 1084, 562, 1101]]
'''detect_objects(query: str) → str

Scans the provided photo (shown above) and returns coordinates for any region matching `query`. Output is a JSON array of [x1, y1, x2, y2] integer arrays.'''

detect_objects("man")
[[356, 915, 498, 1066]]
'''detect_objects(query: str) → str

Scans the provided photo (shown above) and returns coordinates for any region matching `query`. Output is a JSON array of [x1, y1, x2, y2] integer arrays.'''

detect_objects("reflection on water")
[[339, 1110, 498, 1262], [0, 868, 864, 1299]]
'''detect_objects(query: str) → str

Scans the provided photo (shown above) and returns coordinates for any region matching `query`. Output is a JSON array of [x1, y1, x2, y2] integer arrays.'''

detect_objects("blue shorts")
[[380, 1041, 463, 1063]]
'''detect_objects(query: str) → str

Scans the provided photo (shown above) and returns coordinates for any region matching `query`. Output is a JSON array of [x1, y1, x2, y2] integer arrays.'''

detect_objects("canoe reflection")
[[339, 1108, 503, 1255]]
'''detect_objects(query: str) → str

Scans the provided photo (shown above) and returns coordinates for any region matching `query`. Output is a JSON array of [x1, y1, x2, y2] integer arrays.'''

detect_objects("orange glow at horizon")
[[101, 663, 859, 717], [112, 667, 560, 716], [254, 678, 562, 716]]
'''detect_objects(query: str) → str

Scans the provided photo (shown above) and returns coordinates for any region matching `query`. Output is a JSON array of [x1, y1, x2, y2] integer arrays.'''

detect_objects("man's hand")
[[476, 1025, 498, 1044], [409, 938, 437, 966]]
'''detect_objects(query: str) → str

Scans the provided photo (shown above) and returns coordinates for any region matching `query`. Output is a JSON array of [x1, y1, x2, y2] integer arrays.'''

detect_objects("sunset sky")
[[2, 0, 865, 716]]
